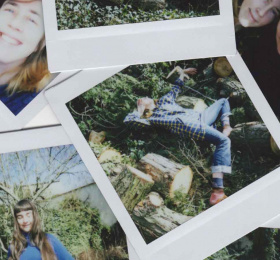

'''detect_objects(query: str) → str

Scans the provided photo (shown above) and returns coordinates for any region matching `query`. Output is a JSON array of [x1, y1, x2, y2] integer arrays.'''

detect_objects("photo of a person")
[[233, 0, 280, 118], [0, 0, 51, 116], [67, 57, 280, 244], [234, 0, 280, 29], [0, 144, 128, 260], [124, 67, 232, 205], [8, 199, 74, 260]]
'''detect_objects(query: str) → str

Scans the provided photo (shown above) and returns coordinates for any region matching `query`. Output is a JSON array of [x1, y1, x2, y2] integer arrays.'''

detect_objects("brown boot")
[[209, 188, 227, 205]]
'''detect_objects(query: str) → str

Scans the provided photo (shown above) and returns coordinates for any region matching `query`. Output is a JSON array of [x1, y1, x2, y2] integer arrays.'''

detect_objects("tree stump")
[[138, 153, 193, 198], [214, 57, 233, 77], [132, 192, 192, 243], [112, 166, 154, 213], [231, 122, 273, 154]]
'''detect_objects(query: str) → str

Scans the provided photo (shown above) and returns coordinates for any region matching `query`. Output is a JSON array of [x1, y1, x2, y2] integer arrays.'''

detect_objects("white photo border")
[[0, 71, 80, 133], [45, 54, 280, 260], [42, 0, 236, 72], [0, 125, 134, 259]]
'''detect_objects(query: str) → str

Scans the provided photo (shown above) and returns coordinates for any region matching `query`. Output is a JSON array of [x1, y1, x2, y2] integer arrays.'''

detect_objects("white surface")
[[44, 56, 280, 260], [42, 0, 236, 72]]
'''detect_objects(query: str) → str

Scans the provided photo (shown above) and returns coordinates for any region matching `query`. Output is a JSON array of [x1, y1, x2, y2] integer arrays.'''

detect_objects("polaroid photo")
[[233, 0, 280, 121], [0, 125, 130, 260], [45, 55, 280, 260], [0, 0, 79, 132], [42, 0, 236, 73]]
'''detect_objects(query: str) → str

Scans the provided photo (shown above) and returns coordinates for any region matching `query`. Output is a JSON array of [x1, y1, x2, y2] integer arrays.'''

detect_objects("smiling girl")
[[234, 0, 280, 28], [8, 199, 74, 260], [0, 0, 50, 116]]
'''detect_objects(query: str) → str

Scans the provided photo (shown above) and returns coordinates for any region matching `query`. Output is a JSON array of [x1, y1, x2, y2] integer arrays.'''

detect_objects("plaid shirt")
[[124, 79, 206, 140]]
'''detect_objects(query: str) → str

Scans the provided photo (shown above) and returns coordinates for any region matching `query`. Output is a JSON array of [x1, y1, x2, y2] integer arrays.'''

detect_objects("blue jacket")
[[0, 84, 39, 116], [7, 233, 74, 260], [124, 79, 206, 141]]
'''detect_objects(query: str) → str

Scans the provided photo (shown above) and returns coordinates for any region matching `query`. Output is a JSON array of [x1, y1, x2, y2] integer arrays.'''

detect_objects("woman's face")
[[0, 0, 45, 65], [239, 0, 280, 27], [16, 210, 34, 233], [137, 97, 155, 115]]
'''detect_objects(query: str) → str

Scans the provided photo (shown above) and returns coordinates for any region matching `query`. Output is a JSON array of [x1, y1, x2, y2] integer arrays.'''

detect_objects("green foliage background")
[[56, 0, 219, 29], [67, 57, 280, 238]]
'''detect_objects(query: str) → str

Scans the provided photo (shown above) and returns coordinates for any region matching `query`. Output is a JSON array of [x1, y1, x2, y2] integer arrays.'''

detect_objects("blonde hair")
[[2, 0, 51, 95]]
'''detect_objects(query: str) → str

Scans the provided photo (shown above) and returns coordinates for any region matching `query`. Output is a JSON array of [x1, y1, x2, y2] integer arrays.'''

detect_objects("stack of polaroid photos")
[[1, 0, 280, 259]]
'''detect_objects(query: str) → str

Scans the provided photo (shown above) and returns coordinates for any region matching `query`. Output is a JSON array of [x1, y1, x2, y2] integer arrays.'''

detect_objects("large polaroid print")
[[45, 56, 280, 260], [0, 0, 73, 132], [233, 0, 280, 121], [0, 126, 129, 260], [42, 0, 236, 72]]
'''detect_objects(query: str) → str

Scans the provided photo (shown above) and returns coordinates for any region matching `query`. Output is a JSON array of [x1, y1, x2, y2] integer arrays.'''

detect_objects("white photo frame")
[[0, 125, 133, 259], [45, 54, 280, 260], [42, 0, 236, 73], [0, 71, 79, 132]]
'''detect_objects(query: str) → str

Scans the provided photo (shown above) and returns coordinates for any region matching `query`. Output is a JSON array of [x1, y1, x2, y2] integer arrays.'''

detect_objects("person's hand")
[[184, 68, 197, 75], [276, 20, 280, 55]]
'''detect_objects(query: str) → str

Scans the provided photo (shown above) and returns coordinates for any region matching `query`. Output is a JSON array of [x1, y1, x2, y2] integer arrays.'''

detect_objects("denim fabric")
[[203, 99, 232, 174], [203, 98, 232, 126]]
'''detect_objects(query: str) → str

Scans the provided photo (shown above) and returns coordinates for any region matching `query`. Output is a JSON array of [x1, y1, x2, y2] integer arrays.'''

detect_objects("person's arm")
[[47, 234, 74, 260], [124, 111, 151, 129], [157, 78, 185, 108]]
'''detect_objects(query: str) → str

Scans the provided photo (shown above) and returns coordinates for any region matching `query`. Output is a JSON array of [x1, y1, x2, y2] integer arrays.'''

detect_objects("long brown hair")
[[9, 199, 57, 260], [1, 0, 51, 94]]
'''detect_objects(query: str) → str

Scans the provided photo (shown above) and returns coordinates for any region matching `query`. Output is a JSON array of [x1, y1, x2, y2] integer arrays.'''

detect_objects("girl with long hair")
[[0, 0, 51, 115], [124, 67, 233, 205], [8, 199, 74, 260], [233, 0, 280, 118]]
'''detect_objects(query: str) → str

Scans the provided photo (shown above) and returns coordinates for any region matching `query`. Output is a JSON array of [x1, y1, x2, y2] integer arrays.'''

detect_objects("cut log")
[[231, 122, 273, 154], [217, 77, 246, 100], [112, 165, 154, 213], [214, 57, 233, 77], [132, 192, 192, 243], [138, 153, 193, 198], [89, 130, 106, 145], [176, 96, 208, 112], [98, 149, 122, 164], [270, 136, 280, 156]]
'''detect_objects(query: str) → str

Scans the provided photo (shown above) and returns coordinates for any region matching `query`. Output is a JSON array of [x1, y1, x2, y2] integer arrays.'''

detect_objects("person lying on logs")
[[124, 66, 233, 205]]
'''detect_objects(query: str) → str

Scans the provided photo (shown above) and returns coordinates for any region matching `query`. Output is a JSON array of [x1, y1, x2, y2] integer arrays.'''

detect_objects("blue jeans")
[[203, 98, 232, 174]]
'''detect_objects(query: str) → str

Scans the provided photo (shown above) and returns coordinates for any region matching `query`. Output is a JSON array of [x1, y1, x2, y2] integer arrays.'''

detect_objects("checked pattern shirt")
[[124, 79, 206, 141]]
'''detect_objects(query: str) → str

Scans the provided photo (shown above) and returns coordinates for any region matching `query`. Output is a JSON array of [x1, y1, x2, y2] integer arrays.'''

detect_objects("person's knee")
[[221, 136, 231, 147]]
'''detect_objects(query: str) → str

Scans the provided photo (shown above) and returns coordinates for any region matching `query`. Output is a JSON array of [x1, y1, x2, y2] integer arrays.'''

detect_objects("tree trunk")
[[132, 192, 192, 243], [138, 153, 193, 198], [214, 57, 233, 77], [176, 96, 208, 112], [217, 77, 245, 100], [231, 122, 273, 154], [112, 165, 154, 213]]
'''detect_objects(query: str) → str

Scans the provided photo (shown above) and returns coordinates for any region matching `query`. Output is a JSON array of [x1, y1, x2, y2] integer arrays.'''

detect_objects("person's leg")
[[204, 98, 232, 136], [204, 125, 232, 205]]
